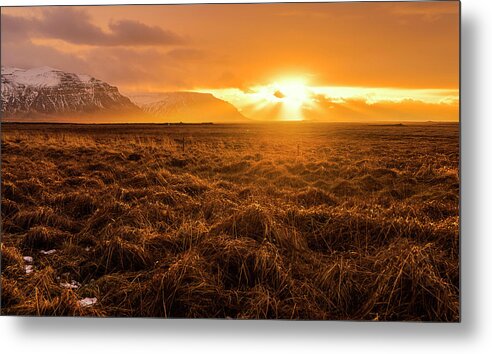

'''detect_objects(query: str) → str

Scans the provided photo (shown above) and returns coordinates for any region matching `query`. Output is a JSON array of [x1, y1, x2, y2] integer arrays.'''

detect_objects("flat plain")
[[1, 122, 459, 320]]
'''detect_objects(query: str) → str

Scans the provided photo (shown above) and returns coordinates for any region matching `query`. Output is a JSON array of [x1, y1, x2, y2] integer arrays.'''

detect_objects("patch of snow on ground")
[[25, 265, 34, 274], [60, 280, 81, 289], [78, 297, 97, 307]]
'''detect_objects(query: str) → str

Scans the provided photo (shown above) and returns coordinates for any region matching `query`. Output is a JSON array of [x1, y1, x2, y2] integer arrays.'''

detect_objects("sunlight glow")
[[252, 78, 313, 121], [195, 85, 459, 122]]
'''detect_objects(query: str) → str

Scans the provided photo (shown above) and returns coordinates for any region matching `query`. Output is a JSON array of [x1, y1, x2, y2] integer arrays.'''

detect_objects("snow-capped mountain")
[[1, 66, 141, 120], [137, 92, 248, 123]]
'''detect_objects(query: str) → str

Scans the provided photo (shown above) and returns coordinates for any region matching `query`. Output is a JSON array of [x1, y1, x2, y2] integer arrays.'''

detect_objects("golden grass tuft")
[[203, 235, 291, 292], [22, 226, 70, 250], [87, 274, 146, 316], [316, 256, 368, 316], [49, 192, 98, 218], [211, 203, 280, 243], [144, 250, 223, 318], [1, 244, 25, 276], [1, 277, 24, 310], [1, 180, 19, 201], [237, 285, 281, 319], [294, 187, 338, 207], [13, 206, 77, 232], [1, 198, 20, 216], [96, 237, 151, 273], [362, 238, 459, 321], [330, 180, 359, 196]]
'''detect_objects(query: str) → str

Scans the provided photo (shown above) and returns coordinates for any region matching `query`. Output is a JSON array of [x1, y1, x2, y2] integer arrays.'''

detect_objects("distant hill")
[[137, 92, 249, 123]]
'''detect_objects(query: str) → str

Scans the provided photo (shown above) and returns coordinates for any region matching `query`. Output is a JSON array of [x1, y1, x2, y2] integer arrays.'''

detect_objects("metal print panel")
[[0, 1, 460, 321]]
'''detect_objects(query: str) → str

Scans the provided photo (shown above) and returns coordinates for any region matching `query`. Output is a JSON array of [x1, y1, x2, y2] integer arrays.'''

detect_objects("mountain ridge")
[[1, 66, 142, 122], [1, 66, 248, 123]]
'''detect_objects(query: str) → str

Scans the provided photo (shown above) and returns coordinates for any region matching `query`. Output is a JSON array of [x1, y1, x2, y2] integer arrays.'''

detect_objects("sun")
[[271, 78, 310, 106], [253, 77, 313, 121], [202, 76, 315, 121]]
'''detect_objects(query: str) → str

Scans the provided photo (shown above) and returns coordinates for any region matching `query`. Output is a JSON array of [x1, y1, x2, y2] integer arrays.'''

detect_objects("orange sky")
[[1, 2, 459, 121]]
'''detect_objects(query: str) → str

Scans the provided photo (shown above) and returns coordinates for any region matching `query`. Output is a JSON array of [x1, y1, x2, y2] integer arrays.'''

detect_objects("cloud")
[[105, 19, 183, 46], [1, 40, 89, 73], [34, 8, 108, 45], [0, 14, 32, 42], [303, 95, 459, 122], [1, 8, 183, 47], [273, 90, 285, 99], [384, 2, 458, 21], [166, 49, 204, 61]]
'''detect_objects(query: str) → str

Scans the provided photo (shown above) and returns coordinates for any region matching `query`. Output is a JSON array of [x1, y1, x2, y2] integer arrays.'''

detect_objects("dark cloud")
[[1, 14, 31, 42], [1, 41, 89, 73], [83, 47, 183, 86], [35, 8, 108, 45], [1, 8, 183, 47], [273, 90, 285, 99], [105, 19, 183, 46]]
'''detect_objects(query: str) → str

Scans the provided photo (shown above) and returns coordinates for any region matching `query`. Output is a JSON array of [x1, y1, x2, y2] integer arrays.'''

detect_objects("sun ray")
[[251, 77, 314, 121]]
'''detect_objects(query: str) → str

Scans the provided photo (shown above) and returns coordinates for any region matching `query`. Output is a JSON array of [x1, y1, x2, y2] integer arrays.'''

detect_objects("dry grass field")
[[1, 122, 459, 320]]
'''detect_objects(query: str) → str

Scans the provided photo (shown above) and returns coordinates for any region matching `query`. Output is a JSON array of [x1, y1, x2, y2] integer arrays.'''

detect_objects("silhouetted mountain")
[[138, 92, 248, 123]]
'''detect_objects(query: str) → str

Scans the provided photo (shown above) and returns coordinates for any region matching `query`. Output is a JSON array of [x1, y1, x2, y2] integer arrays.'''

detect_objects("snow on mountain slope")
[[138, 92, 248, 123], [1, 66, 141, 120], [2, 66, 64, 87]]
